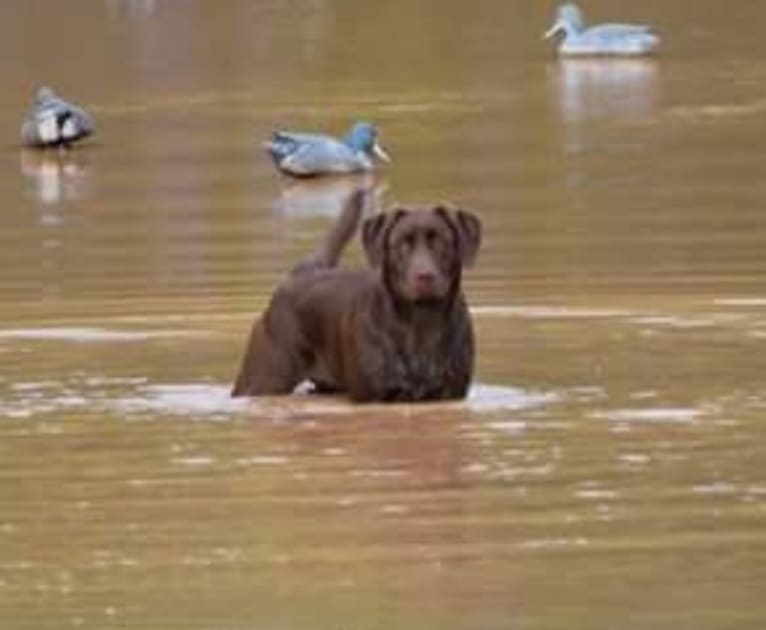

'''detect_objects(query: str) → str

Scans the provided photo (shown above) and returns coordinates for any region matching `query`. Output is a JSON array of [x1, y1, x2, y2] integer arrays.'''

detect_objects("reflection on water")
[[19, 149, 92, 205], [551, 59, 659, 155], [553, 59, 659, 123], [274, 174, 386, 219], [105, 0, 158, 19]]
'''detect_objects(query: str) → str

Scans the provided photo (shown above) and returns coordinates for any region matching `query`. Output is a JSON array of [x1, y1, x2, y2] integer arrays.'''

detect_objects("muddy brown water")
[[1, 1, 766, 629]]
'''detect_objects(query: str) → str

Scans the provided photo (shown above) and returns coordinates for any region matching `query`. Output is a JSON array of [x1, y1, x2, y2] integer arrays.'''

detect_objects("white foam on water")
[[629, 315, 717, 329], [714, 298, 766, 307], [0, 327, 209, 343], [484, 420, 528, 434], [225, 383, 558, 420], [3, 379, 556, 422], [115, 384, 248, 418], [465, 384, 558, 412], [594, 407, 701, 424], [236, 455, 290, 466], [618, 453, 652, 466], [692, 482, 738, 496], [379, 504, 409, 515], [670, 99, 766, 121], [472, 305, 630, 319], [575, 489, 619, 500]]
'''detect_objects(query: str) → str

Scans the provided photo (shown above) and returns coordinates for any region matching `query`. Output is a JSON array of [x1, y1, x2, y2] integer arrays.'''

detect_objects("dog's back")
[[231, 189, 370, 397]]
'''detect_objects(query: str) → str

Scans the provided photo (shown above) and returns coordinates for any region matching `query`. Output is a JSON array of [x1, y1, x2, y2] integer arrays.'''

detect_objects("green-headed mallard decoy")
[[265, 121, 390, 177]]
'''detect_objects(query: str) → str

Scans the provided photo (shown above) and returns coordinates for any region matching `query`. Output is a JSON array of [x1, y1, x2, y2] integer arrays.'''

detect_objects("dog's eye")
[[424, 229, 439, 244], [402, 234, 416, 248]]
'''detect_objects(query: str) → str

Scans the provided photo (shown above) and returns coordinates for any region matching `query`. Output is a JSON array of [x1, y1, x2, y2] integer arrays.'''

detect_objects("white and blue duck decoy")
[[264, 121, 390, 177], [21, 86, 94, 148], [544, 3, 660, 56]]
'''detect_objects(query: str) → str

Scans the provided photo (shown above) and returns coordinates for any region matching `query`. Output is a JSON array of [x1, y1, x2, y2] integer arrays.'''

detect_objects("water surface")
[[1, 1, 765, 628]]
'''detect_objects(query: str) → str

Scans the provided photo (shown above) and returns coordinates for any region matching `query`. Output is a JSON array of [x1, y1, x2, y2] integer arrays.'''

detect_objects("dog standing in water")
[[232, 189, 482, 402]]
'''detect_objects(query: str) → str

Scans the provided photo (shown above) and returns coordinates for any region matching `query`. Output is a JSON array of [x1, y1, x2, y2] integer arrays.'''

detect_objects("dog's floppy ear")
[[362, 209, 405, 267], [435, 206, 482, 267]]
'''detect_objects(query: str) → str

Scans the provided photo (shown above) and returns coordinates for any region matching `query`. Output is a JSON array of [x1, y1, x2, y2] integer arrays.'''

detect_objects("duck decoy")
[[264, 121, 390, 177], [21, 86, 94, 149], [544, 3, 660, 57]]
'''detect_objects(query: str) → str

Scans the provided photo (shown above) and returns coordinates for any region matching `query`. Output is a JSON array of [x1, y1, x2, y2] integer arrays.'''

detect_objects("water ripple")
[[1, 378, 555, 422], [0, 327, 210, 342]]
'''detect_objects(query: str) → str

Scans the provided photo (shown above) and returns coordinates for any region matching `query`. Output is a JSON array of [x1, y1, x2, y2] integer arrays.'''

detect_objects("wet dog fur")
[[231, 190, 482, 402]]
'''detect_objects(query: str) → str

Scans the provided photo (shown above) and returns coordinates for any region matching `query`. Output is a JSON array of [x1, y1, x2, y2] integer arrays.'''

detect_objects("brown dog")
[[231, 190, 482, 402]]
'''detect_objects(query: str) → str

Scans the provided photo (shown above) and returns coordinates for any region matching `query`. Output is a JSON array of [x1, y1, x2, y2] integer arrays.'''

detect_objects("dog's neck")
[[393, 294, 456, 323], [370, 283, 469, 393], [376, 282, 463, 336]]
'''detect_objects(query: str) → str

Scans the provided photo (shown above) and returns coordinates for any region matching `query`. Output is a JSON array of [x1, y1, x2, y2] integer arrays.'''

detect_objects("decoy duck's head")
[[544, 3, 585, 39], [35, 86, 56, 105], [345, 122, 390, 162]]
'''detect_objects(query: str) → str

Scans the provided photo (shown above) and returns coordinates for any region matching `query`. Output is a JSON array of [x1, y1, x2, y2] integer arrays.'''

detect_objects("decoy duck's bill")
[[544, 22, 562, 39], [373, 142, 390, 162]]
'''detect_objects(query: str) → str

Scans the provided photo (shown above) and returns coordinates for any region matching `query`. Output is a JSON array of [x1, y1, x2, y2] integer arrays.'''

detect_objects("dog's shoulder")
[[277, 267, 378, 314]]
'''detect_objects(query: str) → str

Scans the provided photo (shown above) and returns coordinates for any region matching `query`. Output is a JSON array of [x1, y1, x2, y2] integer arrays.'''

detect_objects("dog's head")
[[362, 205, 482, 304]]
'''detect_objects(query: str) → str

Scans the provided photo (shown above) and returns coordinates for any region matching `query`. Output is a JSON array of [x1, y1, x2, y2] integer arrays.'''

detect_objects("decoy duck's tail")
[[263, 131, 297, 162]]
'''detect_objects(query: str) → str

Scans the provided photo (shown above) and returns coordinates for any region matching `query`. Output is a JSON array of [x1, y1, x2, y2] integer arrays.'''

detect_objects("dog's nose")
[[415, 271, 436, 289]]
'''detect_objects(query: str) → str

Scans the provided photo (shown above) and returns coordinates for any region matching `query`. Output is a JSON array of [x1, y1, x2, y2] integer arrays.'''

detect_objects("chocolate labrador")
[[231, 190, 482, 402]]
